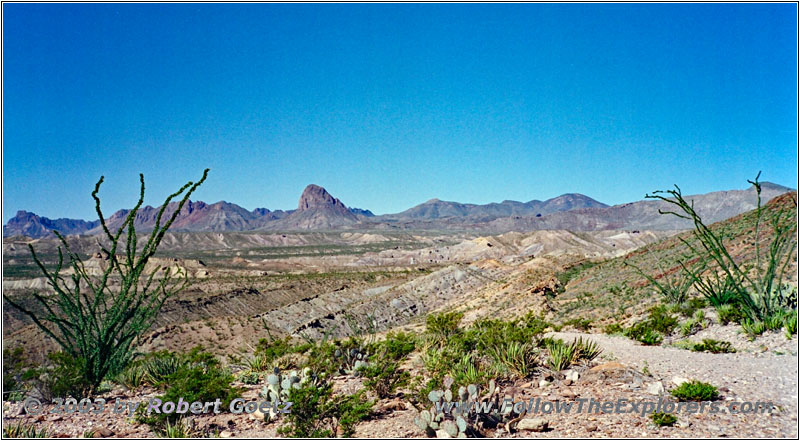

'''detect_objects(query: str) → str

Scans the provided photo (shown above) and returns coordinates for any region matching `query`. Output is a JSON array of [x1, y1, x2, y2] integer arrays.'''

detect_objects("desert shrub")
[[368, 331, 416, 362], [39, 352, 93, 400], [669, 298, 707, 318], [3, 347, 34, 401], [603, 323, 624, 335], [651, 411, 677, 427], [238, 371, 261, 385], [359, 359, 410, 399], [671, 380, 719, 402], [3, 422, 51, 438], [647, 305, 679, 334], [679, 310, 708, 336], [741, 319, 768, 337], [690, 339, 735, 354], [625, 324, 663, 346], [785, 314, 797, 339], [563, 318, 593, 331], [715, 304, 743, 325], [140, 348, 241, 428], [255, 337, 294, 365], [3, 170, 209, 391], [426, 312, 464, 338], [278, 382, 372, 438]]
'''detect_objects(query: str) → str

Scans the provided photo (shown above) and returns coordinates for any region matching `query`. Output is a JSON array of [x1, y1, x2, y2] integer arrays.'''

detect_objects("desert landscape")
[[3, 3, 797, 440], [3, 180, 797, 438]]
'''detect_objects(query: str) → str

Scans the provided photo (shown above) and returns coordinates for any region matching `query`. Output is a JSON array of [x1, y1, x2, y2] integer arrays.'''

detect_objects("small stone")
[[92, 428, 114, 438], [677, 420, 690, 429], [586, 424, 598, 432], [647, 381, 665, 395], [563, 379, 572, 386], [435, 429, 450, 438], [220, 430, 233, 438], [517, 417, 548, 432], [538, 379, 551, 388]]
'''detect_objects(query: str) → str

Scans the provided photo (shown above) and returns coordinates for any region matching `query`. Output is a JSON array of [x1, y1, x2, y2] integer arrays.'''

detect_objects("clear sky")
[[3, 3, 797, 222]]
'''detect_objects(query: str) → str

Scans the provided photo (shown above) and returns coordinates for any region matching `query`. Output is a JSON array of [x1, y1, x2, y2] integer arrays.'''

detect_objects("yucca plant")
[[489, 342, 538, 378], [143, 354, 185, 386], [3, 170, 209, 391], [545, 339, 576, 371], [3, 423, 51, 438], [571, 337, 602, 362], [116, 363, 146, 390], [626, 259, 693, 305]]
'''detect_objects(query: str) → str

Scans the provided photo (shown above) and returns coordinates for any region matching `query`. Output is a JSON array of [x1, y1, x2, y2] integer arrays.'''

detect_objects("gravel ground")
[[552, 331, 798, 434]]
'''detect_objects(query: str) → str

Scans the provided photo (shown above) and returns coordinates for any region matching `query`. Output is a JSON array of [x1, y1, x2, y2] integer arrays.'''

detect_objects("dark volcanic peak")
[[298, 184, 347, 211]]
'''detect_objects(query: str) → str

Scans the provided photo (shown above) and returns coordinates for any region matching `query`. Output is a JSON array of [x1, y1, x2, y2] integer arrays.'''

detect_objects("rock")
[[672, 376, 689, 387], [564, 370, 579, 382], [561, 389, 577, 400], [50, 415, 63, 422], [220, 430, 233, 438], [563, 379, 572, 386], [92, 428, 114, 438], [435, 429, 450, 438], [538, 379, 551, 388], [517, 417, 548, 432], [586, 424, 598, 432], [590, 362, 627, 372], [250, 408, 267, 421], [677, 420, 691, 429], [646, 381, 665, 395]]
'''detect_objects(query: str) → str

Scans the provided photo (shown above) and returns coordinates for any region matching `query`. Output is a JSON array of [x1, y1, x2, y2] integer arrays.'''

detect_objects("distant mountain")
[[485, 183, 795, 232], [262, 185, 361, 230], [380, 193, 608, 221], [4, 182, 794, 238], [2, 211, 99, 238]]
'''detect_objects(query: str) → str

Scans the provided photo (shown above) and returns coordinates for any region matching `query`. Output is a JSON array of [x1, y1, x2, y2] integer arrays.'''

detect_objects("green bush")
[[368, 332, 416, 362], [279, 382, 372, 438], [785, 314, 797, 339], [41, 352, 93, 400], [140, 349, 241, 428], [563, 318, 592, 332], [651, 411, 677, 427], [603, 323, 624, 335], [359, 359, 410, 399], [545, 339, 575, 371], [690, 339, 735, 354], [426, 312, 464, 338], [715, 304, 743, 325], [671, 380, 719, 402], [3, 347, 33, 401]]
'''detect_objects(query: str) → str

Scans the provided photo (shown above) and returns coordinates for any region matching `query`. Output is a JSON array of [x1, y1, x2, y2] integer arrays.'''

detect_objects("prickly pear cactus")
[[258, 366, 317, 422], [334, 345, 371, 375], [413, 377, 517, 438]]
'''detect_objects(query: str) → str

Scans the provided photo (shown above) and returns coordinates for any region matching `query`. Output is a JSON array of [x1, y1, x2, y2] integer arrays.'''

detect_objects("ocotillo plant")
[[646, 172, 796, 324], [4, 169, 209, 391]]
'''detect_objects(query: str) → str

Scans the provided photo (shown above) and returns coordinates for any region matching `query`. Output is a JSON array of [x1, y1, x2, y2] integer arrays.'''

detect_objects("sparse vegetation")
[[651, 411, 677, 427], [3, 422, 51, 438], [671, 380, 720, 402]]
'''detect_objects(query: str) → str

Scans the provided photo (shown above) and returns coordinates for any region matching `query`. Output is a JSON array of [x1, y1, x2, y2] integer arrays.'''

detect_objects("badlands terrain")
[[2, 184, 797, 438]]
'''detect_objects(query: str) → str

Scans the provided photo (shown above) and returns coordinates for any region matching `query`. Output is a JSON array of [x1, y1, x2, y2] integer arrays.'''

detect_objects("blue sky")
[[3, 3, 797, 222]]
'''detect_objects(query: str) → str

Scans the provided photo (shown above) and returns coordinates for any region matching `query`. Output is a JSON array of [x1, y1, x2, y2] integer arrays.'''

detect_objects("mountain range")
[[3, 182, 794, 238]]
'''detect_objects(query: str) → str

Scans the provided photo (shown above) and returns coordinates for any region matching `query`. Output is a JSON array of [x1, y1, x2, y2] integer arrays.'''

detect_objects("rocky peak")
[[297, 185, 347, 211]]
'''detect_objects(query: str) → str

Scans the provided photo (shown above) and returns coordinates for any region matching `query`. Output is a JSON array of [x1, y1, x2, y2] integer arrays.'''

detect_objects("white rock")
[[539, 379, 551, 388], [646, 381, 665, 395]]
